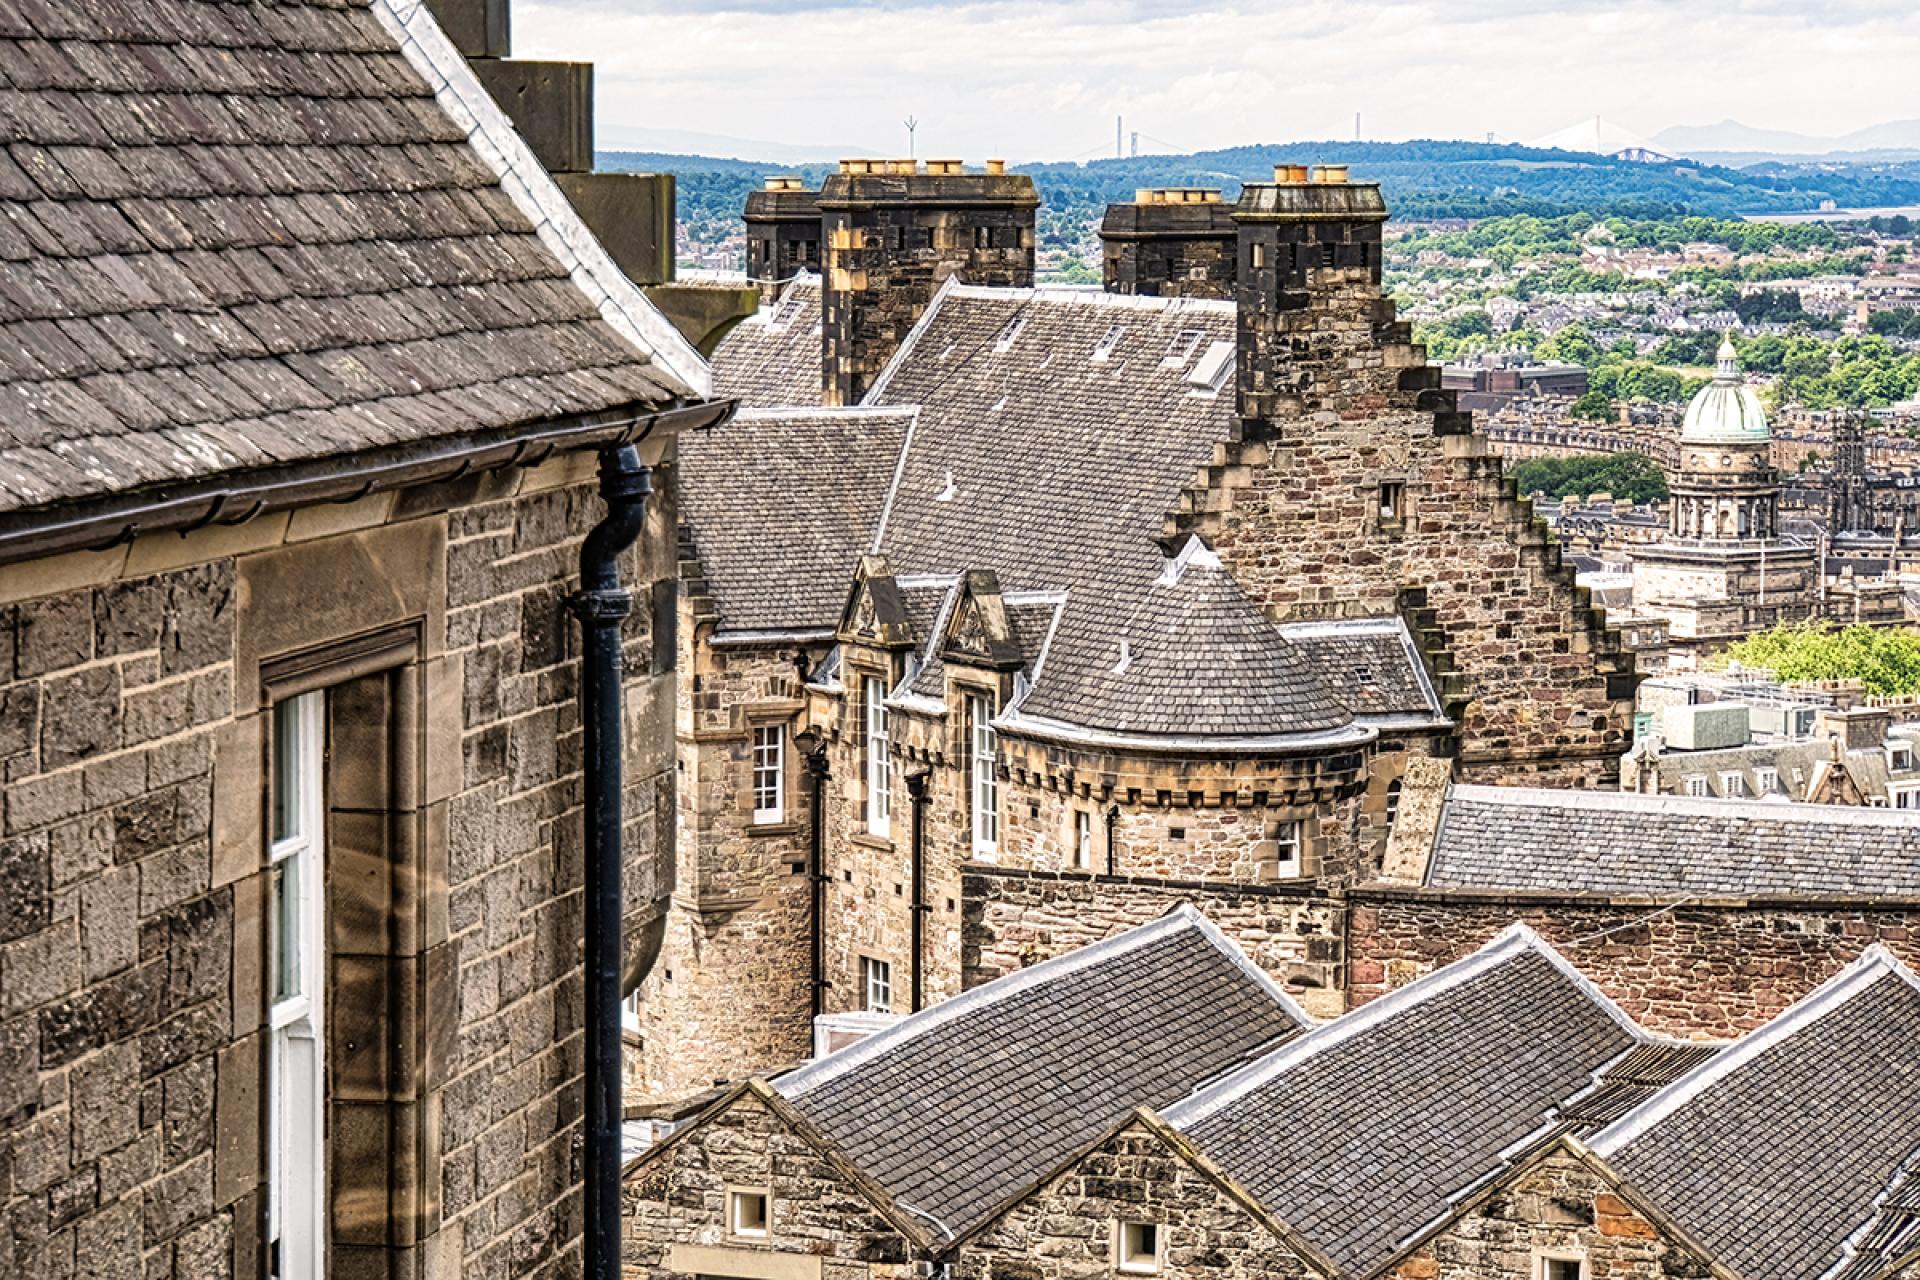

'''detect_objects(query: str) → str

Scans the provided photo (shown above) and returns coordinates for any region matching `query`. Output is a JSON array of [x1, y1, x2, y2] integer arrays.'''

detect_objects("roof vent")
[[1111, 640, 1132, 676], [934, 470, 958, 502]]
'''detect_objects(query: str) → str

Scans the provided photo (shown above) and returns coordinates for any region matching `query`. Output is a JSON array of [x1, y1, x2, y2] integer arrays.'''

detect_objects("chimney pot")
[[985, 158, 1007, 175], [927, 159, 963, 175], [1312, 163, 1350, 184]]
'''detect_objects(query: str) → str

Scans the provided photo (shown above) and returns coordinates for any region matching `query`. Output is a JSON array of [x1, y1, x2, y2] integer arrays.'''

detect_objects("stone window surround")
[[1533, 1249, 1587, 1280], [726, 1186, 772, 1239], [220, 516, 462, 1277], [845, 657, 895, 849], [742, 700, 805, 836], [1114, 1219, 1162, 1274]]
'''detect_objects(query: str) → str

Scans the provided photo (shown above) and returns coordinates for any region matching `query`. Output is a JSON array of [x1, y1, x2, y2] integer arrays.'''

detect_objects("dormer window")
[[1091, 324, 1126, 362], [1891, 742, 1915, 772], [1116, 1222, 1160, 1274]]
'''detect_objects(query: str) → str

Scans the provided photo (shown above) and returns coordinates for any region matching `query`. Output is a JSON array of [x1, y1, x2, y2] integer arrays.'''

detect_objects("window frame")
[[1116, 1221, 1162, 1275], [860, 956, 893, 1013], [1719, 770, 1746, 799], [1684, 773, 1709, 798], [968, 691, 999, 858], [1754, 765, 1778, 795], [1073, 809, 1093, 871], [267, 691, 327, 1280], [728, 1188, 772, 1239], [864, 676, 892, 838], [1378, 480, 1406, 523], [751, 722, 786, 825], [1270, 818, 1304, 880], [1536, 1254, 1586, 1280]]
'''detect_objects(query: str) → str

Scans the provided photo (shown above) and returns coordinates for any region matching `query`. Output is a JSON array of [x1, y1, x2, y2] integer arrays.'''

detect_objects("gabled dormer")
[[941, 570, 1027, 672], [837, 555, 919, 650]]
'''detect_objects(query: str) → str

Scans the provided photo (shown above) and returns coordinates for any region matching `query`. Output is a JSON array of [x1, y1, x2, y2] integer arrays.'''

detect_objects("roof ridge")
[[1589, 945, 1920, 1155], [1164, 922, 1578, 1127], [1447, 783, 1920, 829], [775, 904, 1242, 1098], [373, 0, 710, 397], [943, 283, 1237, 315]]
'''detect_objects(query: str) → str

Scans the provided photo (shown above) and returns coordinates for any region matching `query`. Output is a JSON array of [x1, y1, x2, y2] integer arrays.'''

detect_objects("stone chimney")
[[1099, 187, 1237, 299], [817, 158, 1039, 405], [1229, 163, 1390, 425], [1817, 705, 1893, 752], [745, 175, 823, 290]]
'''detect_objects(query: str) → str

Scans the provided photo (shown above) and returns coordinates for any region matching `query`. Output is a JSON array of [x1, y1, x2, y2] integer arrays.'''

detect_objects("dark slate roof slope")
[[710, 276, 823, 408], [1594, 948, 1920, 1280], [774, 904, 1310, 1238], [679, 407, 914, 632], [1013, 545, 1351, 739], [1163, 924, 1647, 1276], [1275, 618, 1445, 726], [0, 0, 695, 516], [1425, 785, 1920, 897]]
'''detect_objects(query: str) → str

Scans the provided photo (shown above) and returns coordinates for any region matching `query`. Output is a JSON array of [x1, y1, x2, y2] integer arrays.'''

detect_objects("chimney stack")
[[816, 159, 1039, 405], [744, 175, 823, 290], [1098, 186, 1236, 299], [1228, 164, 1388, 423]]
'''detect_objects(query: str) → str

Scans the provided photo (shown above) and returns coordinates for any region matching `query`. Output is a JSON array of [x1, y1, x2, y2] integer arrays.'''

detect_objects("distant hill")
[[1656, 118, 1920, 162], [605, 138, 1920, 260]]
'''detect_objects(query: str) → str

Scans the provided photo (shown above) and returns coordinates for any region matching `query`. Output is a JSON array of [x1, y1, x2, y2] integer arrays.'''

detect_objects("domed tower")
[[1630, 337, 1819, 651], [1669, 337, 1779, 541]]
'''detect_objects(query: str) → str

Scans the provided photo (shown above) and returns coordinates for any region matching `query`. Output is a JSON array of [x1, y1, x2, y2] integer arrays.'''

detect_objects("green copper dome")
[[1681, 337, 1770, 444]]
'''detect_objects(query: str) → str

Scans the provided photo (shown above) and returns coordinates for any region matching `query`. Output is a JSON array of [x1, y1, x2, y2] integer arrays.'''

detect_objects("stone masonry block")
[[470, 59, 593, 174]]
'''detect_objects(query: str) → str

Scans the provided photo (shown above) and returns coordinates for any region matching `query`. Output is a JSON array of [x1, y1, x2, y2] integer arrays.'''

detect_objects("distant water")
[[1745, 205, 1920, 223]]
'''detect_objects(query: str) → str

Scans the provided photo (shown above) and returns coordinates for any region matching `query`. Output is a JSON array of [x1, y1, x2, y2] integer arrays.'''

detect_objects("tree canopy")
[[1718, 622, 1920, 696], [1508, 452, 1669, 503]]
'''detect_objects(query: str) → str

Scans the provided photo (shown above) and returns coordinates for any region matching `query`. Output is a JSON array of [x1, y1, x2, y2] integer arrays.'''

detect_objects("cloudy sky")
[[515, 0, 1918, 161]]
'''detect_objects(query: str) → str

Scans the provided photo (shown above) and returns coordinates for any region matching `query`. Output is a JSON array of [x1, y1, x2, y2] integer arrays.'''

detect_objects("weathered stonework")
[[952, 1117, 1324, 1280], [621, 1086, 919, 1280], [1348, 887, 1920, 1038], [0, 449, 678, 1280], [962, 867, 1345, 1019], [1385, 1145, 1712, 1280]]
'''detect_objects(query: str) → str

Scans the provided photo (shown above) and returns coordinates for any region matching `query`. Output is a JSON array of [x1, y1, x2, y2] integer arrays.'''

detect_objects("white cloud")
[[511, 0, 1920, 160]]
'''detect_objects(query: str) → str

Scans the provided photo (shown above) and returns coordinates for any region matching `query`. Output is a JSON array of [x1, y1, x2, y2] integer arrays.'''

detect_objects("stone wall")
[[1384, 1146, 1711, 1280], [1349, 888, 1920, 1038], [621, 1087, 915, 1280], [636, 637, 814, 1096], [0, 449, 675, 1280], [962, 867, 1344, 1018], [951, 1119, 1317, 1280], [1182, 248, 1636, 787]]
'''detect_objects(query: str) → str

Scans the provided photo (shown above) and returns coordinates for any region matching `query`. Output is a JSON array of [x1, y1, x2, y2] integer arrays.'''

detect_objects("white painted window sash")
[[267, 691, 325, 1280], [751, 724, 784, 824], [865, 678, 891, 837], [970, 694, 998, 857]]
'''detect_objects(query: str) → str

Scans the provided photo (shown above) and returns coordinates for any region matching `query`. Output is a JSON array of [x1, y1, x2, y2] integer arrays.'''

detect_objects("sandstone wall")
[[622, 1089, 914, 1280], [0, 450, 674, 1280], [1349, 889, 1920, 1038], [1385, 1148, 1712, 1280], [962, 867, 1344, 1018], [952, 1120, 1317, 1280]]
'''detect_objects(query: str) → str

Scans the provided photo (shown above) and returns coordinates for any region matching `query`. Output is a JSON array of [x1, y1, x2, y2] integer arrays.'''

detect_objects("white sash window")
[[864, 677, 891, 837], [268, 692, 325, 1280], [969, 694, 998, 857]]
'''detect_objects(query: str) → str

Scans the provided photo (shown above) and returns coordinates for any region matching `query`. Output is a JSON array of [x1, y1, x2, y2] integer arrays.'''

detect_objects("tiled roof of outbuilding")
[[0, 0, 698, 518], [711, 275, 823, 408], [1424, 785, 1920, 897], [679, 407, 915, 633], [774, 904, 1310, 1240], [1164, 925, 1647, 1277], [1594, 948, 1920, 1280]]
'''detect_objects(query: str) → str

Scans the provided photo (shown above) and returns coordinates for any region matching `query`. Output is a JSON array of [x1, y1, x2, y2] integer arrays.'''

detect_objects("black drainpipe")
[[1105, 802, 1120, 877], [801, 732, 832, 1020], [906, 770, 931, 1012], [571, 444, 651, 1280]]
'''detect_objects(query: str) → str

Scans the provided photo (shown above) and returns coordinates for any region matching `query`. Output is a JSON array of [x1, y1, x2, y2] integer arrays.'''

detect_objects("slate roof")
[[1275, 618, 1446, 726], [700, 281, 1386, 746], [1423, 785, 1920, 898], [774, 904, 1310, 1239], [1014, 545, 1350, 738], [679, 407, 914, 633], [710, 275, 823, 408], [1594, 948, 1920, 1280], [0, 0, 699, 517], [1163, 925, 1648, 1276]]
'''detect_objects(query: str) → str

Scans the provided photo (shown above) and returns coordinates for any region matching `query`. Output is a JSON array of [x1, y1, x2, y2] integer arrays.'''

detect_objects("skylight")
[[993, 315, 1027, 353], [1187, 340, 1234, 392], [1090, 324, 1126, 362], [1161, 328, 1206, 369]]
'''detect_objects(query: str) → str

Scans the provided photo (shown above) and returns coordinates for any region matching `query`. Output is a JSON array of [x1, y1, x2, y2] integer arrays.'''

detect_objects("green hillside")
[[602, 139, 1920, 262]]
